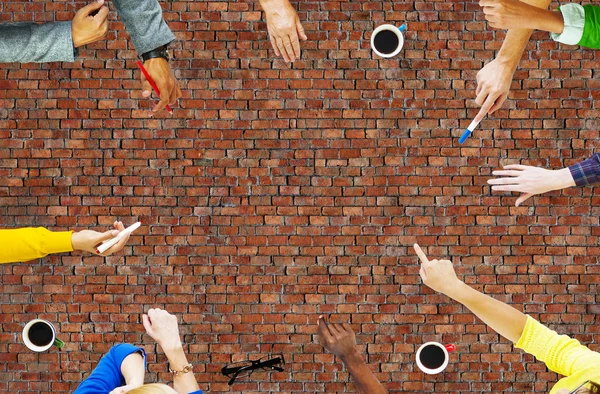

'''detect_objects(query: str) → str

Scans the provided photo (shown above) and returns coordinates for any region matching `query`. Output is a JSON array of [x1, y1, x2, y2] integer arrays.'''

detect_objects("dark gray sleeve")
[[112, 0, 175, 55], [0, 21, 77, 63]]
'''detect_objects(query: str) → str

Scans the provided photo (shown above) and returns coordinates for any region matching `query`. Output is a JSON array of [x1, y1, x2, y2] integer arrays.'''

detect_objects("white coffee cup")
[[371, 24, 407, 58], [22, 319, 64, 352], [415, 341, 455, 374]]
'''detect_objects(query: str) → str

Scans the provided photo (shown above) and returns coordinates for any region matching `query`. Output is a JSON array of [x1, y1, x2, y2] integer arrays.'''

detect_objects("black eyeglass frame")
[[221, 355, 285, 386]]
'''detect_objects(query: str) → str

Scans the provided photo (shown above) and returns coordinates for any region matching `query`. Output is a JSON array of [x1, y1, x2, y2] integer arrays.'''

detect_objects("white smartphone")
[[96, 221, 141, 254]]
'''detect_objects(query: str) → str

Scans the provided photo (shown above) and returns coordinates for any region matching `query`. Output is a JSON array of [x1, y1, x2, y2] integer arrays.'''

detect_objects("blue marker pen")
[[459, 119, 480, 144]]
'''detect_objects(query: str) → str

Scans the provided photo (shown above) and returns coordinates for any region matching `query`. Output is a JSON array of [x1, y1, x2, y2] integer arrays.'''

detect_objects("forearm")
[[446, 282, 528, 344], [121, 352, 145, 386], [340, 350, 387, 394], [530, 9, 565, 34], [496, 0, 552, 68], [163, 346, 200, 394]]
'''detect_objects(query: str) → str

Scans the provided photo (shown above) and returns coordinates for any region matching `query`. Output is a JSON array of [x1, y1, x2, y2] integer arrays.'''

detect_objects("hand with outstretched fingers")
[[487, 164, 576, 206], [71, 221, 131, 256], [71, 0, 109, 48], [264, 0, 307, 63]]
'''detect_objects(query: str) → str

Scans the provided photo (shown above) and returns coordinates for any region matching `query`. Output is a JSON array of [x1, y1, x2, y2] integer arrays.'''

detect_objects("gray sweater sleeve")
[[112, 0, 175, 55], [0, 21, 77, 63]]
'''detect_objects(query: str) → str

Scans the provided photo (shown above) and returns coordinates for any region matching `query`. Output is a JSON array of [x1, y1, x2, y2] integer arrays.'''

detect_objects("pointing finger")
[[413, 244, 430, 265]]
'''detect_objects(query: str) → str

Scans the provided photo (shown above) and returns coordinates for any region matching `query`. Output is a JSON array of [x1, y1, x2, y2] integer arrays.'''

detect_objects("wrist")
[[444, 280, 469, 302], [260, 0, 287, 9], [162, 342, 185, 360], [493, 54, 520, 71], [71, 232, 82, 251], [555, 168, 576, 190], [339, 348, 363, 366]]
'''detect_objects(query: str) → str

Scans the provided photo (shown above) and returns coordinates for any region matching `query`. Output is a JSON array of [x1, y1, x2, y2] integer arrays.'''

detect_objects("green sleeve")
[[579, 5, 600, 49]]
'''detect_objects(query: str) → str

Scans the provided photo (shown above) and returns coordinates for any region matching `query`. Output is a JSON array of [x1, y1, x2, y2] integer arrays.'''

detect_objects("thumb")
[[296, 19, 307, 40], [142, 314, 153, 336], [81, 0, 105, 15], [515, 193, 533, 207], [140, 73, 153, 98]]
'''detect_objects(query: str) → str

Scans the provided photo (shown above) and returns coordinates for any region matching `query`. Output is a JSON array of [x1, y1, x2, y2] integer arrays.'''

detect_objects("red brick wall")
[[1, 0, 599, 393]]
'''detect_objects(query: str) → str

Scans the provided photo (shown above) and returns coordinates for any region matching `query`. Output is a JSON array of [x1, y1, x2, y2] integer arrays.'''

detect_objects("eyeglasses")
[[569, 380, 600, 394], [221, 355, 285, 386]]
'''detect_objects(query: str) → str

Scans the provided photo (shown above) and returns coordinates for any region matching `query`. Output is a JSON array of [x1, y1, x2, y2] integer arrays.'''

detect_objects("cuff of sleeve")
[[42, 230, 74, 255], [551, 4, 585, 45], [515, 315, 533, 349], [110, 344, 147, 368], [56, 21, 78, 62], [568, 163, 588, 187]]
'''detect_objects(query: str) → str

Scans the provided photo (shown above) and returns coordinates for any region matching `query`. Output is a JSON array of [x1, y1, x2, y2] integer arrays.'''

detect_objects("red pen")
[[136, 60, 173, 115]]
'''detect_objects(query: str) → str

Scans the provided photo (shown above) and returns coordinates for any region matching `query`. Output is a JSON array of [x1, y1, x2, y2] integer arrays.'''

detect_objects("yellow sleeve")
[[0, 227, 74, 264], [515, 315, 600, 377]]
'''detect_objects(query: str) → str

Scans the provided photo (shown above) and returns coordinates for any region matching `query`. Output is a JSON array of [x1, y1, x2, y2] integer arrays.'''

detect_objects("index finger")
[[318, 316, 334, 341], [474, 95, 495, 123], [290, 31, 301, 60], [413, 244, 429, 265], [93, 6, 109, 22]]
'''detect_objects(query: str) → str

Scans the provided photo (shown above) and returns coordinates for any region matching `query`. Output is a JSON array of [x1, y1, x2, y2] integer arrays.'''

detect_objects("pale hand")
[[317, 316, 359, 360], [140, 58, 182, 115], [142, 308, 182, 352], [414, 244, 462, 296], [479, 0, 538, 31], [71, 0, 109, 48], [264, 0, 307, 63], [487, 165, 575, 206], [71, 221, 130, 256], [474, 57, 515, 122]]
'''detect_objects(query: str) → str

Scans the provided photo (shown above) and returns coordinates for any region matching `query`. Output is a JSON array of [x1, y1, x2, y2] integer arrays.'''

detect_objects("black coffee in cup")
[[419, 344, 445, 369], [373, 29, 400, 55], [28, 322, 54, 347]]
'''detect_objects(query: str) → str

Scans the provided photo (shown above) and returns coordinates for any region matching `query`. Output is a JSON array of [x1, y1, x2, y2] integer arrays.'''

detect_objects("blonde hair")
[[127, 383, 173, 394]]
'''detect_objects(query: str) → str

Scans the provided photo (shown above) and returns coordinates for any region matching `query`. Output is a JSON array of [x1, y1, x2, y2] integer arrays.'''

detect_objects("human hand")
[[142, 308, 182, 352], [264, 0, 307, 63], [71, 221, 130, 256], [487, 165, 575, 206], [140, 58, 181, 115], [474, 57, 515, 123], [479, 0, 539, 31], [71, 0, 109, 48], [317, 316, 359, 361], [414, 244, 462, 296]]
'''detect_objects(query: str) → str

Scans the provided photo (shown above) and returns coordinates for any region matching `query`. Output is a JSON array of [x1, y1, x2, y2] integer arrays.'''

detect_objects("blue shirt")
[[74, 344, 203, 394]]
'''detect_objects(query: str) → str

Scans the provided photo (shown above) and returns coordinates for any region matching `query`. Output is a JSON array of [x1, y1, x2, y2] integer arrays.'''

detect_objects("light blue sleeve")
[[112, 0, 175, 55]]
